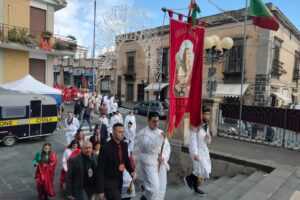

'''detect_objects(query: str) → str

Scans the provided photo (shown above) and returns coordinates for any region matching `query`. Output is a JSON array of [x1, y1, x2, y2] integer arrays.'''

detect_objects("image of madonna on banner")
[[169, 18, 205, 134], [174, 40, 194, 97]]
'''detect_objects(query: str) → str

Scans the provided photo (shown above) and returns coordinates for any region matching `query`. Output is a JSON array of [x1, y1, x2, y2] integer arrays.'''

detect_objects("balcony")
[[270, 59, 286, 79], [123, 67, 136, 81], [0, 23, 76, 56]]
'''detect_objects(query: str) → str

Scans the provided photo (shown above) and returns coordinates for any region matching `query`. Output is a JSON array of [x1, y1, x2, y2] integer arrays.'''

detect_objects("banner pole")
[[238, 0, 248, 136]]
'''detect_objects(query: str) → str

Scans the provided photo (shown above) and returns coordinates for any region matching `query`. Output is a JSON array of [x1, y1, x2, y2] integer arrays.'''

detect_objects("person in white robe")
[[98, 115, 109, 127], [108, 112, 119, 140], [65, 111, 80, 145], [184, 107, 212, 197], [103, 97, 111, 116], [83, 92, 89, 107], [116, 111, 123, 124], [138, 112, 168, 200], [124, 111, 136, 132], [124, 122, 136, 154], [95, 93, 102, 114]]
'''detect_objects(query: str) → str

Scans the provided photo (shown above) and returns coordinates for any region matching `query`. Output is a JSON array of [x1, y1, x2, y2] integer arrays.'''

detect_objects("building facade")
[[53, 47, 117, 95], [0, 0, 75, 86], [113, 3, 300, 107]]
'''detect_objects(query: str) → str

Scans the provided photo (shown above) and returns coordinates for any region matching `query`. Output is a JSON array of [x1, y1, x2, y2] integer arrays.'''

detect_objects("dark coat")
[[95, 139, 133, 194], [65, 153, 97, 199], [74, 103, 82, 116], [92, 123, 108, 146]]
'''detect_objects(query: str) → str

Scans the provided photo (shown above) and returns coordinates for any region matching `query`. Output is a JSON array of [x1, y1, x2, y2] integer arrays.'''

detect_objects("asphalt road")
[[0, 104, 165, 200]]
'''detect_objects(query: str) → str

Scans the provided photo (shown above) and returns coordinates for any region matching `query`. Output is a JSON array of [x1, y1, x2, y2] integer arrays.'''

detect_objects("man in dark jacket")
[[66, 141, 97, 200], [79, 107, 93, 132], [73, 100, 83, 120], [94, 119, 108, 146], [96, 123, 137, 200]]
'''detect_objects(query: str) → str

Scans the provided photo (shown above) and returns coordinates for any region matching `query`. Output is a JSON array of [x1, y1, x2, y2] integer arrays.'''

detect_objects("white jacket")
[[138, 126, 164, 166], [189, 127, 211, 178]]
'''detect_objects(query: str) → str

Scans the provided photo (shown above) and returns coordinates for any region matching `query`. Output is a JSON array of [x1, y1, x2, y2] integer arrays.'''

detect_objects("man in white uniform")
[[124, 111, 136, 132], [184, 107, 212, 197], [124, 122, 135, 154], [65, 111, 80, 145], [138, 112, 170, 200]]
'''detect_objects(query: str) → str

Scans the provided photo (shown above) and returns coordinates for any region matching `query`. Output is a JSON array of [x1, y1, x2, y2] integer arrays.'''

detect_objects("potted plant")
[[8, 28, 29, 45], [67, 35, 76, 41], [67, 42, 77, 51], [42, 30, 53, 37], [66, 35, 77, 51], [27, 35, 37, 48], [53, 42, 67, 50]]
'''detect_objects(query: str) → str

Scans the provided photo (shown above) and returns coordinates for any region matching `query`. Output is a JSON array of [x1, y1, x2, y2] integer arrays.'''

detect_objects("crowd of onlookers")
[[33, 89, 137, 200]]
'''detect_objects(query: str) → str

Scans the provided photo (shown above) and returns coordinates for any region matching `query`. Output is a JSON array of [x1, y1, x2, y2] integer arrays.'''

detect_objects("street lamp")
[[204, 35, 233, 98]]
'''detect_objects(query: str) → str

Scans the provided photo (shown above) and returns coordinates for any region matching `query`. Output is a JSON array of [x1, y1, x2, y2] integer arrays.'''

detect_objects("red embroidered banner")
[[169, 18, 205, 134]]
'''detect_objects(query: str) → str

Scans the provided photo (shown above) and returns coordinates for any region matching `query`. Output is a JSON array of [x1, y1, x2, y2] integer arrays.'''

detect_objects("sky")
[[54, 0, 300, 55]]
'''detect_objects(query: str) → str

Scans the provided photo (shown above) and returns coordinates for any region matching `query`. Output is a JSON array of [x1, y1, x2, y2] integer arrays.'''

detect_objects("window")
[[30, 7, 46, 35], [271, 37, 284, 79], [2, 106, 26, 119], [293, 51, 300, 81], [127, 52, 135, 73], [282, 89, 289, 97], [162, 48, 169, 79], [225, 38, 243, 73], [156, 48, 169, 81]]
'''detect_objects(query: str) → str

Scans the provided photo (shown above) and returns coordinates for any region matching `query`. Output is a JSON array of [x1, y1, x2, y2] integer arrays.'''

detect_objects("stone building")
[[113, 3, 300, 107], [0, 0, 76, 85]]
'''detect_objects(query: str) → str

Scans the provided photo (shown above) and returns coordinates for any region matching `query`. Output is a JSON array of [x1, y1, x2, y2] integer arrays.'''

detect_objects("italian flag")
[[248, 0, 279, 31]]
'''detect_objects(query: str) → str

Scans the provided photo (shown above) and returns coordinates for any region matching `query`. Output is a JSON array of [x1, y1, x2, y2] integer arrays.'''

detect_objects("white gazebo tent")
[[0, 75, 62, 103]]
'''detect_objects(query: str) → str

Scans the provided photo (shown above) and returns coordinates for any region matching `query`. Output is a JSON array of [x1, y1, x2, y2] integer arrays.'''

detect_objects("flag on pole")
[[248, 0, 279, 31], [169, 18, 205, 134]]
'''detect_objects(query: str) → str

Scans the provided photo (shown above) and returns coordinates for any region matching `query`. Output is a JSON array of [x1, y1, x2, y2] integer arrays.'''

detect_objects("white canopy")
[[214, 84, 249, 97], [0, 75, 61, 94], [271, 92, 290, 102], [144, 83, 169, 91]]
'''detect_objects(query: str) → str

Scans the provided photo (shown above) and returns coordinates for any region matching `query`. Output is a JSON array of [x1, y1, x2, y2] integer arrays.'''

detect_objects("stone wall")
[[254, 74, 268, 106]]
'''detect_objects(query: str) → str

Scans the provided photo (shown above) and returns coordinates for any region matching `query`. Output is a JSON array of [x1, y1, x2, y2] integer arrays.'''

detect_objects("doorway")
[[30, 100, 42, 136]]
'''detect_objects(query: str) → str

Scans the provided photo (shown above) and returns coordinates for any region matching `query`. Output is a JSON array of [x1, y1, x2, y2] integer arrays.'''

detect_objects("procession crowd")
[[32, 92, 212, 200]]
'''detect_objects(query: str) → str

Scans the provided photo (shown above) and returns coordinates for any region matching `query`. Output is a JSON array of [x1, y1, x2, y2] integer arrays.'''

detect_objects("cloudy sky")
[[54, 0, 299, 56]]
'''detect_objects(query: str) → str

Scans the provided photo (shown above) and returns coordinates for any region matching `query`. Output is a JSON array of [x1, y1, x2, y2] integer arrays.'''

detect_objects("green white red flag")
[[248, 0, 279, 31]]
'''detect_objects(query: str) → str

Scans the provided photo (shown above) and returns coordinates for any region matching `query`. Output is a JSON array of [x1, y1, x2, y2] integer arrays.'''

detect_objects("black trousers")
[[105, 189, 121, 200]]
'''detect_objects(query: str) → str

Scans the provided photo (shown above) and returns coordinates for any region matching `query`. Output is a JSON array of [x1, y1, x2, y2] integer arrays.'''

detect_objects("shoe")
[[183, 176, 194, 191], [140, 195, 147, 200], [194, 188, 206, 197]]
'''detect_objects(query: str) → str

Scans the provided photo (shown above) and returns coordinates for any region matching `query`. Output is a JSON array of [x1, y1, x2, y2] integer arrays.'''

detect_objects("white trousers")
[[140, 162, 167, 200]]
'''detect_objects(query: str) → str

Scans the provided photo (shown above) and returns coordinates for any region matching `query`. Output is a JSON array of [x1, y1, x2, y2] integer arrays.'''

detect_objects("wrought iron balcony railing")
[[270, 59, 286, 79], [0, 23, 77, 52]]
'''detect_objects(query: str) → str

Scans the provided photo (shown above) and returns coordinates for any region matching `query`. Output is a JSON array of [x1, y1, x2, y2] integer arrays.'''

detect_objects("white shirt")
[[124, 114, 136, 131], [117, 113, 123, 124], [138, 126, 164, 166], [109, 115, 119, 133], [65, 117, 80, 133], [62, 148, 72, 171]]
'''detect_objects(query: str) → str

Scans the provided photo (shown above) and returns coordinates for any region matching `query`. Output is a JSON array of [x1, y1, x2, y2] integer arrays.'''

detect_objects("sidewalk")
[[209, 136, 300, 169]]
